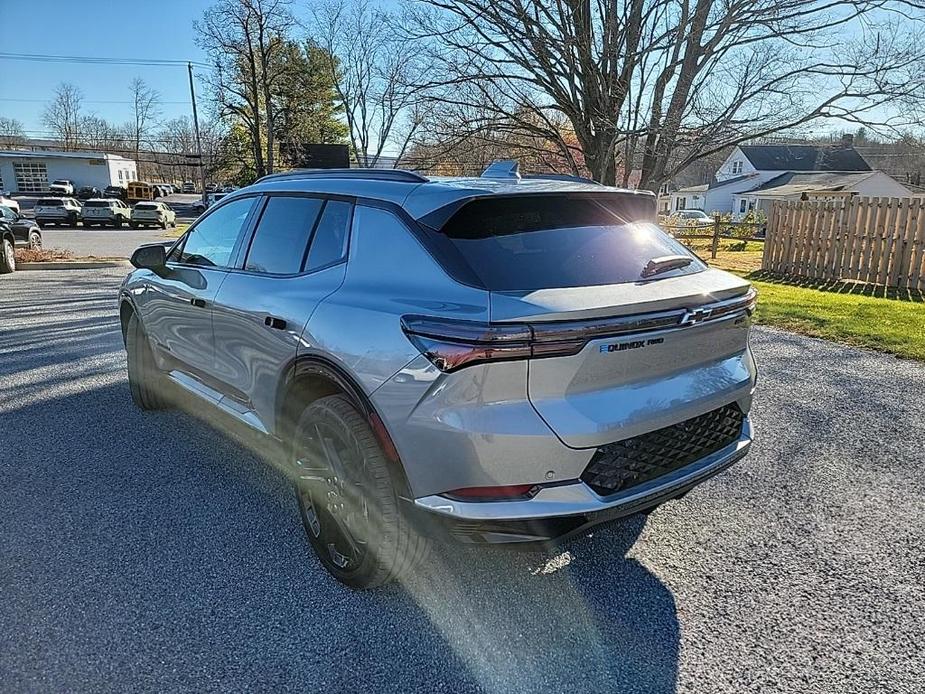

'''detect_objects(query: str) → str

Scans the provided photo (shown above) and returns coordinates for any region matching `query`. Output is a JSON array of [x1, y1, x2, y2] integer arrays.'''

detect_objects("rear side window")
[[427, 194, 704, 291], [305, 200, 352, 271], [245, 197, 323, 274]]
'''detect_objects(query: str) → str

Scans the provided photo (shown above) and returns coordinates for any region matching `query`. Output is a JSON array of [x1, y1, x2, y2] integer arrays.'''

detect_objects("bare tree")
[[411, 0, 925, 187], [42, 83, 84, 151], [196, 0, 294, 177], [79, 115, 122, 150], [312, 0, 427, 167], [128, 78, 162, 164], [0, 117, 25, 147]]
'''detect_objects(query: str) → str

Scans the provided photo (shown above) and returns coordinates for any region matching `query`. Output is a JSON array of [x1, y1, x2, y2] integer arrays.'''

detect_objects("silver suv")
[[119, 164, 757, 589]]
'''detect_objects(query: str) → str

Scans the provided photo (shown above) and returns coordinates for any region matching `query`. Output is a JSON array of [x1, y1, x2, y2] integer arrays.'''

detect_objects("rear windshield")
[[37, 199, 63, 206], [85, 200, 111, 207], [135, 203, 157, 210], [426, 194, 705, 291]]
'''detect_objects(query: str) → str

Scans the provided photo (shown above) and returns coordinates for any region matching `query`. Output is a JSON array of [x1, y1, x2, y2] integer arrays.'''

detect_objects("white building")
[[668, 142, 911, 218], [733, 171, 912, 219], [0, 150, 138, 193]]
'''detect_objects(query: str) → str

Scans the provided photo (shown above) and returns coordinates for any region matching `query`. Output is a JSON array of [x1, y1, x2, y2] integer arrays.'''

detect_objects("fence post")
[[711, 216, 721, 259]]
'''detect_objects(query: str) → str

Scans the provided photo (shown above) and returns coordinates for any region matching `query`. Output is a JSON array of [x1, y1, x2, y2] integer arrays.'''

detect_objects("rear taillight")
[[401, 287, 756, 373]]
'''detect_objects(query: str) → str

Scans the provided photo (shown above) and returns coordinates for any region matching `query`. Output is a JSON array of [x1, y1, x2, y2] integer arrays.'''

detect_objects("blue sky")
[[1, 0, 214, 134]]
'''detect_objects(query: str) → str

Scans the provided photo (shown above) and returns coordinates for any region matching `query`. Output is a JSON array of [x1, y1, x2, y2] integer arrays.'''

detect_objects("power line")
[[0, 97, 190, 105], [0, 52, 209, 69]]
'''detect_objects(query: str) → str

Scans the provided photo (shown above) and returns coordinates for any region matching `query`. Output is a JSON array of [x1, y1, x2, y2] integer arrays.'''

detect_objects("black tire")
[[0, 237, 15, 273], [28, 231, 42, 250], [293, 395, 429, 589], [160, 220, 168, 230], [126, 311, 170, 410]]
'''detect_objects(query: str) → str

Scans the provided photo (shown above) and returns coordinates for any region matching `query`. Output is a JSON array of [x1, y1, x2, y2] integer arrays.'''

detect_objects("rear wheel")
[[293, 395, 429, 589], [126, 312, 170, 410], [0, 237, 15, 273]]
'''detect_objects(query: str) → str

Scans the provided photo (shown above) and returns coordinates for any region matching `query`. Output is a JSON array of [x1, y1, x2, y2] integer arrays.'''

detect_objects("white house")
[[667, 141, 910, 217], [0, 150, 138, 194], [732, 171, 912, 219]]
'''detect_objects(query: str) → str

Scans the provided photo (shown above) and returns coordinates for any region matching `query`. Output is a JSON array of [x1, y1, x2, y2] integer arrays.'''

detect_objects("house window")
[[676, 197, 686, 210], [731, 160, 743, 175], [13, 161, 49, 193], [739, 199, 747, 214], [118, 170, 124, 182]]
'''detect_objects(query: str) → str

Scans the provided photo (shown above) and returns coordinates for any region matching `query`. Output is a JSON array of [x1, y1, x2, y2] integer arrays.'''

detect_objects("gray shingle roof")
[[739, 145, 870, 172]]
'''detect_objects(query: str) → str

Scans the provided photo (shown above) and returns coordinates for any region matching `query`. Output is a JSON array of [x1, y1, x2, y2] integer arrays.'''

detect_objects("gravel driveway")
[[1, 268, 923, 693]]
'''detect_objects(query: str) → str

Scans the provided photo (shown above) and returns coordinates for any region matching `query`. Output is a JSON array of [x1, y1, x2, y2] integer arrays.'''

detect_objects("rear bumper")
[[412, 417, 752, 544]]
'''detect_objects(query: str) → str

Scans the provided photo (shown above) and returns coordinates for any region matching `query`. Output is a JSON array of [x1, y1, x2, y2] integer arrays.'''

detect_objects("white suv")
[[81, 199, 133, 228], [34, 197, 82, 227], [48, 179, 76, 196]]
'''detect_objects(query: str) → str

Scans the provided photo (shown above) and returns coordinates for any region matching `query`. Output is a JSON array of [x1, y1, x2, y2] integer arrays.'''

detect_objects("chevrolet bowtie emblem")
[[680, 307, 713, 325]]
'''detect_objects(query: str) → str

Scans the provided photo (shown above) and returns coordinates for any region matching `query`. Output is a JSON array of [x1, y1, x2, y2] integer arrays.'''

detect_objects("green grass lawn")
[[162, 223, 189, 239], [703, 242, 925, 361]]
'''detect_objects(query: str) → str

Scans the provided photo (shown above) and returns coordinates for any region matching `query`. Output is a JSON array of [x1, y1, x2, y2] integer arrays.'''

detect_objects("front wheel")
[[293, 395, 429, 589], [126, 312, 170, 410], [0, 238, 15, 273], [28, 231, 42, 250]]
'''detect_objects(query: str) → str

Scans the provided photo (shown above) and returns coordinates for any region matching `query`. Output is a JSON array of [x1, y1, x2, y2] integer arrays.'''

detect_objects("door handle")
[[190, 298, 207, 308], [264, 316, 287, 330]]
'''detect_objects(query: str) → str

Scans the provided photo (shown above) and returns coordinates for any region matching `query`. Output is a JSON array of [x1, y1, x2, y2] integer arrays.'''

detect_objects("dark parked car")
[[104, 185, 128, 201], [0, 204, 42, 273], [77, 186, 103, 201]]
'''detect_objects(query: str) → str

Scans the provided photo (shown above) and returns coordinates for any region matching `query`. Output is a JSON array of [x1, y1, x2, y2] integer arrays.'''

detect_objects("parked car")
[[0, 216, 16, 273], [221, 185, 238, 193], [191, 192, 227, 213], [80, 198, 132, 227], [204, 182, 217, 193], [34, 197, 82, 227], [0, 194, 20, 214], [76, 186, 103, 201], [0, 203, 41, 246], [131, 201, 176, 229], [120, 165, 758, 589], [669, 209, 714, 227], [104, 185, 128, 201], [48, 179, 76, 195], [182, 181, 196, 194]]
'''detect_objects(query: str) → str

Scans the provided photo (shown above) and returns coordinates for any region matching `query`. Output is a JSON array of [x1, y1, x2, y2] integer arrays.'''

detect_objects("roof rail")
[[522, 173, 602, 185], [255, 168, 429, 184], [481, 160, 521, 179]]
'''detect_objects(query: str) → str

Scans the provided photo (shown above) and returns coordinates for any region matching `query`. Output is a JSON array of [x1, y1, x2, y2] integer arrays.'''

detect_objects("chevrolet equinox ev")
[[119, 163, 757, 589]]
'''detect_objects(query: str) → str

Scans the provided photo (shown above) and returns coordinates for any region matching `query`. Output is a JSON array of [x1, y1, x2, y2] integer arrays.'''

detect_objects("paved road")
[[37, 229, 168, 259], [1, 268, 923, 693]]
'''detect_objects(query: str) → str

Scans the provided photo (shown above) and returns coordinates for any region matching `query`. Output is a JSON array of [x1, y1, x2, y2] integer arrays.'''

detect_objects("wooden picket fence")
[[763, 197, 925, 289]]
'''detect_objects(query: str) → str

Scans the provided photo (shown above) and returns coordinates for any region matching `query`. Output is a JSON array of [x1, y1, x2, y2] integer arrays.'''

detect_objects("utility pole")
[[187, 62, 207, 202]]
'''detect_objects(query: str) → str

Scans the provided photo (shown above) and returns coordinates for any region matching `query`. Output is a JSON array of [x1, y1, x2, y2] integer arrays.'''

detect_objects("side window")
[[177, 197, 255, 268], [305, 200, 352, 271], [245, 196, 323, 274]]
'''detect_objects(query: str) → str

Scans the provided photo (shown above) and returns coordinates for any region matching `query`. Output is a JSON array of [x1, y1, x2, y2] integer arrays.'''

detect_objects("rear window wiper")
[[641, 255, 693, 278]]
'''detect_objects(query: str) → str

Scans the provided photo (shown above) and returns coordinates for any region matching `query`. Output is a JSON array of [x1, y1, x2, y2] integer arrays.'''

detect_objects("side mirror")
[[131, 243, 167, 270]]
